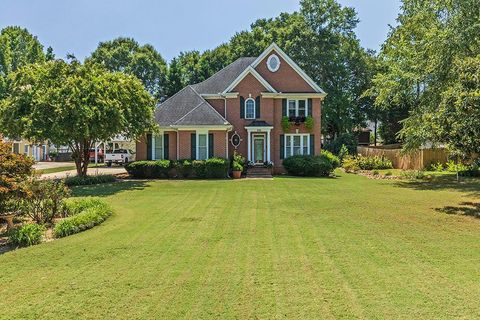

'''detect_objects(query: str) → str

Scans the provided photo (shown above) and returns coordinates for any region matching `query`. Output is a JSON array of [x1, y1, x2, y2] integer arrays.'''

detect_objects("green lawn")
[[1, 173, 479, 319]]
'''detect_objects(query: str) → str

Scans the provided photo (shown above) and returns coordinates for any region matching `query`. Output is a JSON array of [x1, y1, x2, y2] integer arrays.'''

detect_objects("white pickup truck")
[[105, 149, 135, 167]]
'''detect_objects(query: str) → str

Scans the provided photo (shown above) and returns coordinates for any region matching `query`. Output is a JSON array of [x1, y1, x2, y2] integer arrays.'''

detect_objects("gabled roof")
[[192, 57, 256, 94], [174, 101, 229, 126], [251, 43, 326, 94], [155, 86, 230, 127], [154, 43, 326, 128], [222, 66, 276, 94]]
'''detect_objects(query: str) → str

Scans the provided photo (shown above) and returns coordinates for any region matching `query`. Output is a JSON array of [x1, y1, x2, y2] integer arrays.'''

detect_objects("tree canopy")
[[0, 59, 156, 176], [0, 26, 46, 99], [164, 1, 376, 138], [88, 37, 168, 102], [368, 0, 480, 156]]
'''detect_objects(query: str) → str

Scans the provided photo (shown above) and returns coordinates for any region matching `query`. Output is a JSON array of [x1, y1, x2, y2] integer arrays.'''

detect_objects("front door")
[[252, 134, 266, 164]]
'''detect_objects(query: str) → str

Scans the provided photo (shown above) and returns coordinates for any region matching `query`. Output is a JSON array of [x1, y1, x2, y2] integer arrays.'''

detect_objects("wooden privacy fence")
[[357, 146, 449, 170]]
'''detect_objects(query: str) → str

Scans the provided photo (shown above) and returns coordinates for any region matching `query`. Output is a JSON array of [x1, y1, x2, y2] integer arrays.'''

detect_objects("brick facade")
[[136, 45, 324, 175]]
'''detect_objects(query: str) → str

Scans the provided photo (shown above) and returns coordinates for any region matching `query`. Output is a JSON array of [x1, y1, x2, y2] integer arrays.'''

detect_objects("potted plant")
[[232, 161, 243, 179], [231, 151, 245, 179]]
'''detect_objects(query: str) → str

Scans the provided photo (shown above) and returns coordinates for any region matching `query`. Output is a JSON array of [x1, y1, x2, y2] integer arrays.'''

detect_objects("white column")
[[152, 135, 155, 160], [247, 130, 251, 162], [266, 129, 271, 162], [225, 131, 229, 158]]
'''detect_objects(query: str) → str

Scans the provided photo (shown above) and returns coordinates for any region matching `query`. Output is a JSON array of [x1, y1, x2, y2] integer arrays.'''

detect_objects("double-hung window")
[[153, 134, 163, 160], [287, 99, 308, 117], [285, 134, 310, 158], [197, 133, 208, 160]]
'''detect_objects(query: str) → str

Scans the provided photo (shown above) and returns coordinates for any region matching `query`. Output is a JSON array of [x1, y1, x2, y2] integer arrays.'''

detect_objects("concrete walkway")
[[41, 166, 126, 179]]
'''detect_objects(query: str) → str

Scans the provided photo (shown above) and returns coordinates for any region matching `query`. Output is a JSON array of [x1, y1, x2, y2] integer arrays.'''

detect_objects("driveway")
[[33, 161, 75, 170], [41, 166, 126, 179]]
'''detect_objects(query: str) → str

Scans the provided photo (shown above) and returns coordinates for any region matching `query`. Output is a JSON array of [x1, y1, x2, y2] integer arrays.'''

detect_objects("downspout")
[[176, 129, 179, 160]]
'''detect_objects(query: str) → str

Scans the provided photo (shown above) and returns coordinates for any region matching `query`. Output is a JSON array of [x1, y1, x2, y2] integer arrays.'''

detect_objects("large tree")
[[167, 2, 375, 137], [0, 59, 156, 176], [0, 26, 46, 99], [368, 0, 480, 157], [88, 37, 167, 102]]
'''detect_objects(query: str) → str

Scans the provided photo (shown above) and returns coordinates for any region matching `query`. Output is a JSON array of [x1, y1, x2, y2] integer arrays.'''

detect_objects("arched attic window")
[[245, 98, 255, 119]]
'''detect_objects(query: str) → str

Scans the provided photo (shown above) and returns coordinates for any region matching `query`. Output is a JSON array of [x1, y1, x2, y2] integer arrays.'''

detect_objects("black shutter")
[[310, 134, 315, 155], [255, 96, 261, 119], [280, 134, 285, 159], [282, 99, 287, 117], [308, 99, 313, 116], [208, 133, 214, 159], [191, 133, 196, 160], [240, 96, 245, 119], [146, 134, 152, 160], [164, 134, 169, 160]]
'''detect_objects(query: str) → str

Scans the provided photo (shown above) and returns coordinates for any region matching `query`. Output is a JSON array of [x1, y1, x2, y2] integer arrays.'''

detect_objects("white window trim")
[[287, 99, 308, 117], [245, 98, 256, 119], [152, 133, 164, 160], [285, 134, 310, 157], [196, 130, 209, 160], [267, 54, 281, 72]]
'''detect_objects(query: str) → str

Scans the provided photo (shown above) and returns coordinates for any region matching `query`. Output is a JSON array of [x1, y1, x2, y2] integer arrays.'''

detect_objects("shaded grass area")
[[0, 173, 479, 319]]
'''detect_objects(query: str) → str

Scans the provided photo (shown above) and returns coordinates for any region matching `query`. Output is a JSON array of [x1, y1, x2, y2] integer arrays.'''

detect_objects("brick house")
[[136, 43, 326, 174]]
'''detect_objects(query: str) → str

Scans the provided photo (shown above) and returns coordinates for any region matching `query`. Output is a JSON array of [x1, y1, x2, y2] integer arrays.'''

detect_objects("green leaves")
[[88, 37, 167, 102], [0, 60, 156, 176]]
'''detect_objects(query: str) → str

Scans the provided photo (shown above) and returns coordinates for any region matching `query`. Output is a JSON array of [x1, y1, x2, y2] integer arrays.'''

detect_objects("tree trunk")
[[70, 140, 91, 177]]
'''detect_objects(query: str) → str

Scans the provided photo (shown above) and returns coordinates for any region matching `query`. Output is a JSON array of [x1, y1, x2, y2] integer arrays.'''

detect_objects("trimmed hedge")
[[64, 174, 116, 186], [53, 198, 112, 238], [283, 153, 339, 177], [125, 158, 229, 179], [9, 223, 45, 247]]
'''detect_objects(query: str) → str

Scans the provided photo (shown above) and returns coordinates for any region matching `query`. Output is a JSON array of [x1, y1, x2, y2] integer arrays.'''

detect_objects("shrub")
[[283, 155, 336, 177], [320, 150, 340, 169], [125, 160, 171, 178], [175, 160, 193, 178], [192, 160, 207, 178], [401, 170, 426, 180], [372, 170, 380, 176], [19, 178, 70, 224], [54, 199, 112, 238], [205, 158, 229, 178], [323, 133, 358, 155], [385, 171, 393, 176], [428, 162, 444, 172], [342, 156, 360, 173], [0, 141, 34, 216], [9, 223, 45, 247], [64, 174, 116, 186], [446, 160, 469, 172], [342, 155, 393, 171], [64, 198, 105, 216]]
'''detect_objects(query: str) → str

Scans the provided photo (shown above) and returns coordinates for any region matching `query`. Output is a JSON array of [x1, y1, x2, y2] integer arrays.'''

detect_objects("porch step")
[[246, 166, 273, 179]]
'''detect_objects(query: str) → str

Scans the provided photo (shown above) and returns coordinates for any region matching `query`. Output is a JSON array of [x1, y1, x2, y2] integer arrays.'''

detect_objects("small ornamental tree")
[[0, 140, 34, 215], [0, 59, 156, 176]]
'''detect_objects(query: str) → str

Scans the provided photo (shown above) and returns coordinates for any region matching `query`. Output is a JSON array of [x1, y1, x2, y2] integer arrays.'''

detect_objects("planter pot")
[[232, 170, 242, 179], [0, 213, 15, 231]]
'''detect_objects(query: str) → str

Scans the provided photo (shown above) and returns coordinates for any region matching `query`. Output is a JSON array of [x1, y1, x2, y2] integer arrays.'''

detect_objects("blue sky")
[[0, 0, 401, 61]]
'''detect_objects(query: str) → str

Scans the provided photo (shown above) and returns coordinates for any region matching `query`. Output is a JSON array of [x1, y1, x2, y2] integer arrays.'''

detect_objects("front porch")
[[245, 121, 273, 164]]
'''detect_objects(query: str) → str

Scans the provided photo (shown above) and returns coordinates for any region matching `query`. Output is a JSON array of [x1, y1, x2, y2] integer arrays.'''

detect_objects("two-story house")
[[136, 43, 326, 174]]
